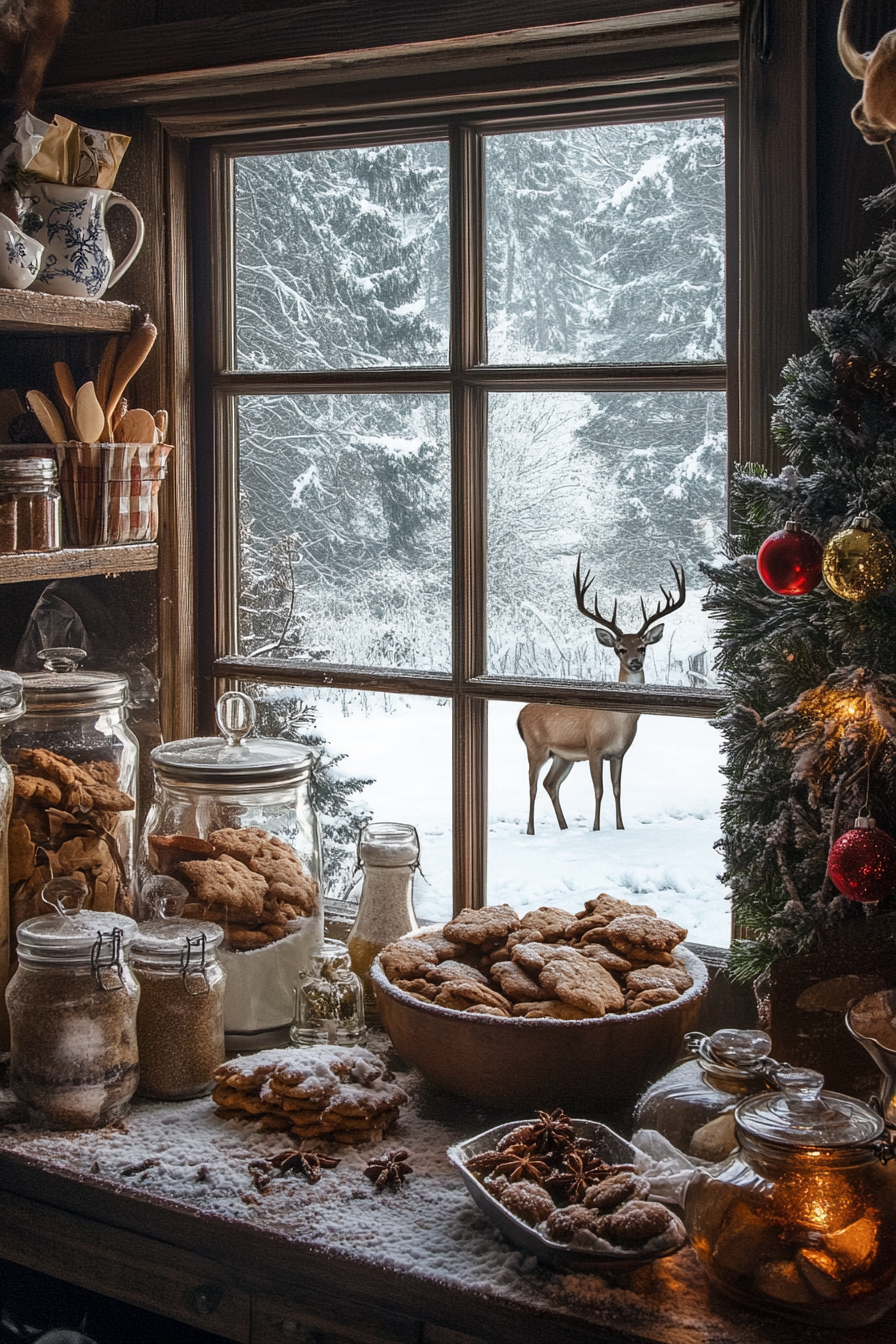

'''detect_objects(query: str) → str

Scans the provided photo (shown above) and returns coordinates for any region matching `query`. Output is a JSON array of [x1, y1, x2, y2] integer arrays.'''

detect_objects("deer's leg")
[[609, 755, 624, 830], [542, 754, 574, 830], [588, 754, 605, 831], [526, 748, 549, 835]]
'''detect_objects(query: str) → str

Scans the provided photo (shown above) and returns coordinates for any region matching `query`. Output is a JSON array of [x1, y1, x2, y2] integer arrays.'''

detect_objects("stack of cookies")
[[211, 1044, 408, 1144], [149, 826, 318, 950], [378, 894, 691, 1020]]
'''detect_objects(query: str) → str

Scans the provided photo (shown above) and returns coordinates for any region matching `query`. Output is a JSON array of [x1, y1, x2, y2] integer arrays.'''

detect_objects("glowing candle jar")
[[684, 1067, 896, 1326]]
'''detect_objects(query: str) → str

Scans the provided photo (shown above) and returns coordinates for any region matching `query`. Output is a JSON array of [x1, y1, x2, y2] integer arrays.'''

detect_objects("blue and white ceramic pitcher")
[[19, 182, 145, 299]]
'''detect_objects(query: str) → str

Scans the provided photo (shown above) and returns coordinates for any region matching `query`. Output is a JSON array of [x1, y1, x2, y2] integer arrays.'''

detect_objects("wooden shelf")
[[0, 543, 157, 584], [0, 289, 137, 336]]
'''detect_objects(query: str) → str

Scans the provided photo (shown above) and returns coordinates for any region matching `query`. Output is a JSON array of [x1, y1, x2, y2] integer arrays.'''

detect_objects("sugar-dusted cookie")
[[443, 903, 521, 944]]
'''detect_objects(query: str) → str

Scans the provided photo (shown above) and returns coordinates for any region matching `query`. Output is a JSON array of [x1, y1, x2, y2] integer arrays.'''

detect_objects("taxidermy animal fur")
[[0, 0, 71, 129], [839, 0, 896, 171]]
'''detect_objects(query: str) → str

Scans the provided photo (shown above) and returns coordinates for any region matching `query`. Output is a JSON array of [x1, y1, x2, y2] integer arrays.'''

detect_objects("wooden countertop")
[[0, 1042, 887, 1344]]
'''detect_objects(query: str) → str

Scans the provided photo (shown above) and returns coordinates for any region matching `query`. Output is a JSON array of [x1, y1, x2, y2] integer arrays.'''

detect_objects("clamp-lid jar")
[[6, 879, 139, 1128]]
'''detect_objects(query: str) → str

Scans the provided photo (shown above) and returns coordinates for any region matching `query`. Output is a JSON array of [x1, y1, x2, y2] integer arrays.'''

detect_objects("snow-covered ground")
[[311, 693, 730, 948]]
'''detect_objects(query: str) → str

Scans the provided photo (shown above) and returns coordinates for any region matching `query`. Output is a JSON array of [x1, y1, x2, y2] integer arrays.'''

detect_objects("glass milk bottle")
[[347, 822, 419, 1011]]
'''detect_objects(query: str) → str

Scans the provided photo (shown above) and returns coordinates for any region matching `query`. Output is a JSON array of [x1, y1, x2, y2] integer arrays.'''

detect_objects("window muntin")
[[485, 118, 726, 366], [234, 142, 450, 372]]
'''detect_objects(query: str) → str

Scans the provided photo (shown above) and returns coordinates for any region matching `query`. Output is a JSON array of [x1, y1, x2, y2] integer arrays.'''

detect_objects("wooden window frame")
[[92, 0, 811, 916]]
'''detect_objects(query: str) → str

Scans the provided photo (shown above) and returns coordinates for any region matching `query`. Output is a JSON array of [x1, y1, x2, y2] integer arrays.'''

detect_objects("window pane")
[[238, 393, 451, 671], [486, 118, 725, 365], [247, 684, 452, 922], [489, 701, 728, 947], [234, 142, 450, 371], [486, 390, 726, 685]]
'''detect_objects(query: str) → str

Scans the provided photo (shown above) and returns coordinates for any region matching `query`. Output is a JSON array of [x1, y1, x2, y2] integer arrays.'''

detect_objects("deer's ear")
[[595, 629, 616, 647], [644, 623, 665, 644]]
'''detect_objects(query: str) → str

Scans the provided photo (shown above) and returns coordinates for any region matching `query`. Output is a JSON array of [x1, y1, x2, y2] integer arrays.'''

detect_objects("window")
[[203, 96, 736, 945]]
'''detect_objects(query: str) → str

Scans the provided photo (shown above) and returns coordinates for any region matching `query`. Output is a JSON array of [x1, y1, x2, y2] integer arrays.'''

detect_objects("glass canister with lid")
[[0, 670, 24, 1050], [684, 1067, 896, 1326], [5, 647, 138, 931], [6, 878, 140, 1128], [141, 691, 323, 1049], [131, 893, 226, 1100], [634, 1028, 777, 1161]]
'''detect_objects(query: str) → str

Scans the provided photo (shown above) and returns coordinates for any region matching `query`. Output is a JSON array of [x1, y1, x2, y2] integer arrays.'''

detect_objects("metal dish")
[[448, 1118, 688, 1273]]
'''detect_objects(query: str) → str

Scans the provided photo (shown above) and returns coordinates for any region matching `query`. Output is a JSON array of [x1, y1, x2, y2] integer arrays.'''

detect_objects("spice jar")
[[6, 880, 139, 1128], [141, 691, 323, 1049], [635, 1029, 776, 1161], [291, 938, 365, 1047], [6, 647, 138, 929], [131, 916, 225, 1100], [0, 670, 24, 1051], [347, 822, 419, 1013], [684, 1067, 896, 1326], [0, 458, 61, 553]]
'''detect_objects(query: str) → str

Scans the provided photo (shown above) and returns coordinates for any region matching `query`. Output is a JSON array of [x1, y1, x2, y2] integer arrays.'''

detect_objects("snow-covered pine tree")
[[704, 188, 896, 981]]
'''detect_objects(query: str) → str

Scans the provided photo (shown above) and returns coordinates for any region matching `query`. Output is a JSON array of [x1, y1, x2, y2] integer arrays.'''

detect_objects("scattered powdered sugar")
[[0, 1035, 803, 1341]]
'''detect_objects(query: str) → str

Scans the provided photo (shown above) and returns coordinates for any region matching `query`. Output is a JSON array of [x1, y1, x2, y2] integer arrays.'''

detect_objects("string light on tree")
[[756, 521, 823, 595], [822, 514, 896, 601], [827, 810, 896, 905]]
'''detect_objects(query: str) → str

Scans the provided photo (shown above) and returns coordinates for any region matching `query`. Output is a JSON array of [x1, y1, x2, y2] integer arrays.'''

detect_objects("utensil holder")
[[56, 442, 172, 547]]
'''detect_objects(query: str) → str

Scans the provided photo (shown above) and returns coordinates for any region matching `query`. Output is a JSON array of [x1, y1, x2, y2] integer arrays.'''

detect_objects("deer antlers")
[[838, 0, 896, 172], [637, 561, 686, 636], [574, 555, 685, 637], [574, 555, 623, 637]]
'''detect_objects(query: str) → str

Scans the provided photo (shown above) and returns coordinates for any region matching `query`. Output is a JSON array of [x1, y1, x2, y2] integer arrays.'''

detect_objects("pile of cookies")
[[378, 895, 690, 1019], [467, 1109, 680, 1253], [211, 1044, 408, 1143], [149, 826, 318, 950], [9, 747, 134, 925]]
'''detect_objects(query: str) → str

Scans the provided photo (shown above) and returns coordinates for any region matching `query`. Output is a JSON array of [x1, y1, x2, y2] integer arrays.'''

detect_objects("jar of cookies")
[[141, 691, 323, 1050], [6, 879, 140, 1129], [5, 648, 138, 935], [634, 1029, 777, 1161], [684, 1067, 896, 1327]]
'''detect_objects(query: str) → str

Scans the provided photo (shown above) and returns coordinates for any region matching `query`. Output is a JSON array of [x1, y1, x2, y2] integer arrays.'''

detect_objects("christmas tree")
[[705, 187, 896, 981]]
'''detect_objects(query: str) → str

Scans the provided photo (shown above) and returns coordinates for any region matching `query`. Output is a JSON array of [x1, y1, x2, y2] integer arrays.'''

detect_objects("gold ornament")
[[822, 514, 896, 601]]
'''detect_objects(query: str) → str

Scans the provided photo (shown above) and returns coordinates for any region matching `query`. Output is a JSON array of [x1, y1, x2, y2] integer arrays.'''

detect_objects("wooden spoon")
[[26, 390, 67, 445], [114, 407, 156, 444], [73, 381, 106, 444], [53, 362, 78, 437], [95, 336, 119, 411], [105, 317, 157, 438], [154, 409, 169, 443]]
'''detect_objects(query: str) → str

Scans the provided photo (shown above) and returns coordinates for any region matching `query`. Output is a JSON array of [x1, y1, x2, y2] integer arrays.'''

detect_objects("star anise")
[[364, 1148, 413, 1191], [493, 1144, 552, 1185], [271, 1149, 341, 1184], [528, 1108, 576, 1156], [545, 1149, 618, 1204]]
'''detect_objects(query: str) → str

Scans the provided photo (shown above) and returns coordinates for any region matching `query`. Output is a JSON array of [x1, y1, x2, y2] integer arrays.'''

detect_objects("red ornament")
[[756, 521, 823, 595], [827, 813, 896, 904]]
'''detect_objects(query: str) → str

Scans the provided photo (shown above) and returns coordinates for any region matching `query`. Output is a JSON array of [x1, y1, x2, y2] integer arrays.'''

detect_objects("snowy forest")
[[235, 117, 728, 684]]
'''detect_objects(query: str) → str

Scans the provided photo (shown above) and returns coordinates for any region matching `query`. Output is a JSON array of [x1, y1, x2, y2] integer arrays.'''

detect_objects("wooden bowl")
[[371, 938, 708, 1111]]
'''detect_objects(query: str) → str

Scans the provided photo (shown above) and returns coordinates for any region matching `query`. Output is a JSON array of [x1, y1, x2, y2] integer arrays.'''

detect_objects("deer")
[[517, 556, 686, 835]]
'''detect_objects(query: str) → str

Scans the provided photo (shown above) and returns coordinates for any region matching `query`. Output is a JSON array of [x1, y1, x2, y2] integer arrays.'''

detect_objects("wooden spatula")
[[105, 316, 157, 439], [154, 410, 169, 443], [26, 390, 67, 445], [96, 336, 119, 409], [53, 362, 78, 438], [73, 382, 106, 444], [114, 407, 156, 444]]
